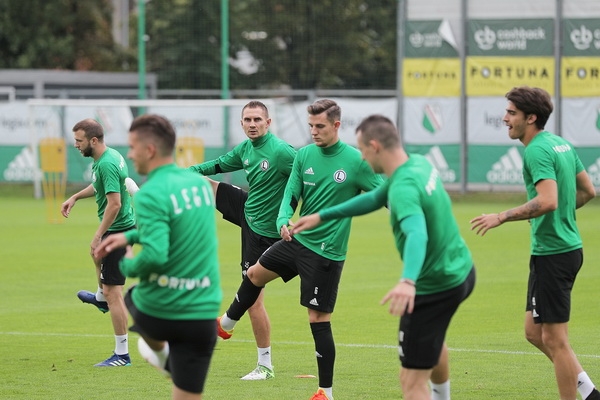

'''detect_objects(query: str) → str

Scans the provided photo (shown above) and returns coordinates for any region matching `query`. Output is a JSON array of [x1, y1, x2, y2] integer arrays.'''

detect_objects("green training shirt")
[[278, 140, 384, 261], [523, 131, 585, 255], [320, 154, 473, 295], [121, 164, 222, 320], [189, 132, 296, 238], [91, 147, 135, 231]]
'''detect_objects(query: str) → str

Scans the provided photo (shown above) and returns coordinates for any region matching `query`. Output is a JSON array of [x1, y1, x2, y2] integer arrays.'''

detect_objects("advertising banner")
[[405, 20, 459, 58], [561, 99, 600, 146], [466, 57, 555, 96], [561, 57, 600, 97], [468, 19, 554, 56], [563, 19, 600, 56], [404, 144, 460, 184], [468, 145, 525, 186], [403, 98, 461, 144], [403, 19, 460, 97], [467, 97, 556, 144], [403, 58, 461, 97]]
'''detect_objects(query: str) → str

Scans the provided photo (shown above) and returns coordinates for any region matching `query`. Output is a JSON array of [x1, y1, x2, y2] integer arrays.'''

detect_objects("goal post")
[[27, 98, 280, 199]]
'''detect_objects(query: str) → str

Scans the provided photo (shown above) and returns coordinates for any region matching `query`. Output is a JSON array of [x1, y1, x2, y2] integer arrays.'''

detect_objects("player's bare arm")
[[575, 170, 596, 209], [61, 184, 95, 217], [471, 179, 557, 236]]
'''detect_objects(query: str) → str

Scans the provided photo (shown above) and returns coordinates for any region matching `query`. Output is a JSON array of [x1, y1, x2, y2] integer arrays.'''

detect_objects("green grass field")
[[1, 188, 599, 399]]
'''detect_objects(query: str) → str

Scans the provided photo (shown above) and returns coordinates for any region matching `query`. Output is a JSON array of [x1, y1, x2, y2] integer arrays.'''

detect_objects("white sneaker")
[[137, 337, 170, 378], [240, 364, 275, 380]]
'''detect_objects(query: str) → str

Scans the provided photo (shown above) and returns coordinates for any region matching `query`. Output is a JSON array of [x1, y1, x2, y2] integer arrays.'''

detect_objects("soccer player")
[[291, 114, 475, 400], [95, 114, 222, 400], [61, 119, 136, 367], [470, 86, 599, 400], [189, 100, 296, 380], [216, 99, 384, 400]]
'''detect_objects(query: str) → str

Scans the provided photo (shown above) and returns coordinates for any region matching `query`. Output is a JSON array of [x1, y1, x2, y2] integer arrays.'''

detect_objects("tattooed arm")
[[470, 179, 557, 236]]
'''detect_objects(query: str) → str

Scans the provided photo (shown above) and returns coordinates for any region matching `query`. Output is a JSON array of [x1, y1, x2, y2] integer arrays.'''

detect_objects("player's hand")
[[60, 197, 76, 218], [90, 235, 102, 257], [470, 213, 503, 236], [290, 214, 321, 235], [280, 222, 293, 242], [94, 233, 128, 259], [380, 281, 416, 316]]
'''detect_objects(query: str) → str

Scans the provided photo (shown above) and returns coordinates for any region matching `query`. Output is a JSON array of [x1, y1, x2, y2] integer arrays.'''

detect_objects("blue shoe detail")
[[77, 290, 109, 313], [94, 353, 131, 367]]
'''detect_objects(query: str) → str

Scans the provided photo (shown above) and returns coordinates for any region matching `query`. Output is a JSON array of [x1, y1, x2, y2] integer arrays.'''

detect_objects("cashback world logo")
[[570, 24, 600, 51], [486, 147, 524, 184], [473, 25, 547, 51]]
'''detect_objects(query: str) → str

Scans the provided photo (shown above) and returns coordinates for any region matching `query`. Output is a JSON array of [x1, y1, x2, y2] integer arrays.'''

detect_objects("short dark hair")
[[505, 86, 553, 130], [72, 119, 104, 141], [129, 114, 176, 156], [307, 99, 341, 123], [242, 101, 269, 118], [356, 114, 401, 150]]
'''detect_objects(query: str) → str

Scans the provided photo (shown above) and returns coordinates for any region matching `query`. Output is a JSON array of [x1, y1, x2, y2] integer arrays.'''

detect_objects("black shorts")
[[526, 249, 583, 324], [399, 267, 475, 369], [124, 287, 217, 394], [258, 238, 344, 313], [100, 227, 134, 286], [215, 182, 278, 276]]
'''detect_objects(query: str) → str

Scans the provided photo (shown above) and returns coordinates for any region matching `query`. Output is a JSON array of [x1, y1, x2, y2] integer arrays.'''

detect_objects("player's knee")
[[246, 264, 267, 285]]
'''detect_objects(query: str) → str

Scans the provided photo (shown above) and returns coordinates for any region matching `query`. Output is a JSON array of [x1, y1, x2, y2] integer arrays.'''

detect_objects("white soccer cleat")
[[240, 364, 275, 380], [137, 337, 170, 378], [125, 177, 140, 196]]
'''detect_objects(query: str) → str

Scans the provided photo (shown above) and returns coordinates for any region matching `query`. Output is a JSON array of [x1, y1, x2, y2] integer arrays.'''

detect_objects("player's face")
[[308, 112, 340, 148], [241, 107, 271, 141], [503, 101, 529, 142], [73, 129, 94, 158], [356, 131, 381, 173], [127, 131, 150, 175]]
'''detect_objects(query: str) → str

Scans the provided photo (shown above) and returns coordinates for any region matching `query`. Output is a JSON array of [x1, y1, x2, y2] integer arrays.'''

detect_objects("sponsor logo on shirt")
[[304, 167, 314, 175], [148, 273, 213, 290]]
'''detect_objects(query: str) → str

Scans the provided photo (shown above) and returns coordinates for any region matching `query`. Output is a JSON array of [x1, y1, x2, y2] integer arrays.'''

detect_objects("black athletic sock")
[[586, 388, 600, 400], [226, 276, 263, 321], [310, 321, 335, 388]]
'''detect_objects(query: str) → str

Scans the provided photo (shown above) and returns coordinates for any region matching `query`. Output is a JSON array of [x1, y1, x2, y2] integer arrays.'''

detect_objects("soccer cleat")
[[240, 364, 275, 380], [137, 338, 170, 378], [94, 352, 131, 367], [309, 389, 331, 400], [77, 290, 109, 313], [216, 316, 233, 340]]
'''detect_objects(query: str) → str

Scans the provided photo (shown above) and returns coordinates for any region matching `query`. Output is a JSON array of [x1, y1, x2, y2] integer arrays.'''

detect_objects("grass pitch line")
[[3, 331, 598, 359]]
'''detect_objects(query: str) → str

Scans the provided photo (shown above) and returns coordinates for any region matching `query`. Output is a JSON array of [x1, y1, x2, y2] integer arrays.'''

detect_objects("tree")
[[0, 0, 134, 70], [144, 0, 222, 90], [229, 0, 397, 90]]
